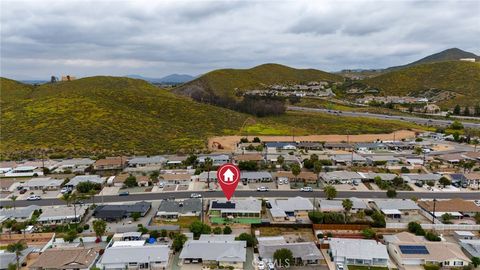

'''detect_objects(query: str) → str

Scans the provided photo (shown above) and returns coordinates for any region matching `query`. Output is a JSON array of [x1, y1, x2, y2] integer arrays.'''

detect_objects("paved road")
[[3, 190, 479, 207], [288, 106, 480, 129]]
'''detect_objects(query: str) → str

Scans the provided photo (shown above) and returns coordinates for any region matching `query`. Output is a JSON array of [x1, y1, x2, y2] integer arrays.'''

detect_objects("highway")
[[3, 190, 479, 207], [288, 106, 480, 129]]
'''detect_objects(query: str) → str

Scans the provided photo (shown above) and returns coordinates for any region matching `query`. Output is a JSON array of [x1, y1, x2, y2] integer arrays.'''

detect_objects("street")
[[288, 106, 480, 129]]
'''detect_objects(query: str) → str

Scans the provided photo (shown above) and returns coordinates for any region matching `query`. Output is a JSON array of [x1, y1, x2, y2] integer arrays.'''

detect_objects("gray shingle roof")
[[259, 241, 322, 261], [101, 245, 170, 264], [374, 199, 420, 211], [329, 238, 389, 261], [179, 240, 246, 262], [157, 198, 201, 214]]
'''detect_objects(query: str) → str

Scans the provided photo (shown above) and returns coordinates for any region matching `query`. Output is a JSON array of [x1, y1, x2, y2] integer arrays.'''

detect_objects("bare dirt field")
[[209, 130, 416, 151]]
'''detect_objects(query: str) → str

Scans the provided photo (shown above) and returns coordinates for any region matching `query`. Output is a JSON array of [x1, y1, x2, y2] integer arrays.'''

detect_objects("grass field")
[[210, 217, 261, 225]]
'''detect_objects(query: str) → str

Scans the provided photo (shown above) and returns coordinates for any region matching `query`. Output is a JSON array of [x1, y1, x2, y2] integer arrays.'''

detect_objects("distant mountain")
[[386, 48, 480, 71], [125, 74, 195, 84], [173, 63, 343, 99]]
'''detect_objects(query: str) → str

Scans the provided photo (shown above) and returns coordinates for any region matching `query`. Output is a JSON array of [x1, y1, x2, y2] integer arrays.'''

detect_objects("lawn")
[[210, 217, 261, 225], [155, 216, 200, 228]]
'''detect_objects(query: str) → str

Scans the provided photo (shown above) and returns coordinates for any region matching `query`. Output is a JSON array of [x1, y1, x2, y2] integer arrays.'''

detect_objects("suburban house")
[[318, 197, 369, 213], [257, 236, 323, 266], [372, 199, 420, 218], [324, 143, 353, 151], [240, 171, 272, 183], [197, 154, 230, 166], [29, 248, 99, 270], [320, 171, 363, 184], [179, 235, 246, 269], [24, 177, 63, 190], [417, 198, 480, 220], [265, 142, 297, 151], [332, 154, 366, 166], [458, 239, 480, 258], [297, 142, 323, 150], [93, 157, 127, 173], [365, 155, 400, 166], [1, 247, 34, 270], [232, 154, 265, 164], [0, 178, 16, 192], [402, 173, 442, 185], [355, 142, 388, 152], [65, 175, 104, 188], [359, 172, 398, 182], [127, 156, 166, 168], [0, 205, 41, 222], [453, 231, 476, 241], [156, 198, 201, 221], [209, 197, 261, 224], [159, 172, 192, 185], [270, 197, 313, 221], [266, 154, 300, 165], [98, 244, 170, 270], [4, 166, 44, 177], [198, 171, 218, 182], [385, 232, 471, 268], [38, 205, 87, 225], [386, 142, 415, 151], [464, 173, 480, 189], [329, 238, 389, 267], [275, 171, 318, 184], [53, 158, 94, 173], [93, 202, 152, 221]]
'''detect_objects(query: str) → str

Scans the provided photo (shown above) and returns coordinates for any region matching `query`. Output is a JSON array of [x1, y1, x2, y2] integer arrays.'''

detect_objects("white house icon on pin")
[[223, 169, 235, 182]]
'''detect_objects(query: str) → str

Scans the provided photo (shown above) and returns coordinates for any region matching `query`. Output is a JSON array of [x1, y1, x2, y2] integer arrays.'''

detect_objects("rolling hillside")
[[1, 76, 422, 159], [173, 63, 343, 99], [362, 61, 480, 108]]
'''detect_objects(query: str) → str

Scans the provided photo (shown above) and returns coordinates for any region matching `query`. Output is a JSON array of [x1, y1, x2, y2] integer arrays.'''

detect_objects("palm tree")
[[60, 192, 72, 206], [291, 163, 301, 187], [204, 157, 213, 189], [342, 199, 353, 223], [10, 195, 18, 210], [472, 139, 479, 152], [7, 241, 26, 270]]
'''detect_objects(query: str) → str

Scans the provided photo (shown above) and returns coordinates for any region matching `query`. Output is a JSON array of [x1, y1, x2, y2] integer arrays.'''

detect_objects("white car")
[[60, 187, 72, 194], [267, 262, 275, 270], [336, 263, 344, 270], [190, 193, 202, 198], [257, 261, 265, 270], [300, 187, 313, 192], [158, 182, 165, 188], [257, 186, 269, 192], [26, 195, 41, 201]]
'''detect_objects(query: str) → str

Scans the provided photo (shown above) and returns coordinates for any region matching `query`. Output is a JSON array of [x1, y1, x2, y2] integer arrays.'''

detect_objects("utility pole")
[[431, 198, 437, 224]]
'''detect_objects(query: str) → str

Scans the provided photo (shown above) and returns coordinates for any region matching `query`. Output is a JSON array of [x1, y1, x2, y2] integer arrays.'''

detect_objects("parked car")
[[300, 187, 313, 192], [190, 193, 202, 198], [257, 261, 265, 270], [60, 187, 72, 194], [118, 191, 129, 196], [26, 195, 41, 201], [19, 189, 28, 194], [267, 262, 275, 270], [158, 182, 165, 188], [257, 186, 269, 192], [278, 179, 284, 185], [336, 263, 344, 270], [415, 182, 424, 187], [352, 180, 359, 186]]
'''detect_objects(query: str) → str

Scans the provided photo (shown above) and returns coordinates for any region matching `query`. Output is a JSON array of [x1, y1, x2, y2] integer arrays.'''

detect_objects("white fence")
[[386, 223, 480, 230]]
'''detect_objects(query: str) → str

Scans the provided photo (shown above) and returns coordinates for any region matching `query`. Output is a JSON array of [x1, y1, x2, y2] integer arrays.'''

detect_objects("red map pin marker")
[[217, 163, 241, 201]]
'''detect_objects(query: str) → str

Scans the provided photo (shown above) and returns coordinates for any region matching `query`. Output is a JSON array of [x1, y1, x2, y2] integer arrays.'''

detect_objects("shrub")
[[408, 222, 425, 236], [362, 228, 376, 239], [423, 263, 440, 270], [213, 227, 222, 234], [83, 224, 90, 230], [425, 231, 441, 241], [223, 226, 232, 234], [273, 248, 293, 268], [236, 233, 255, 247], [371, 211, 386, 228]]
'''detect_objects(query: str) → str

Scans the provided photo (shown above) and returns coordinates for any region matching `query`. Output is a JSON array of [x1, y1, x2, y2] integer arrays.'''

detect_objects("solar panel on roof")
[[399, 245, 429, 254], [211, 201, 236, 209]]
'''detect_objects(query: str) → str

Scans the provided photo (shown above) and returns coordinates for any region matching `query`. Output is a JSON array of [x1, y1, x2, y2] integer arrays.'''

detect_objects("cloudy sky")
[[1, 0, 479, 80]]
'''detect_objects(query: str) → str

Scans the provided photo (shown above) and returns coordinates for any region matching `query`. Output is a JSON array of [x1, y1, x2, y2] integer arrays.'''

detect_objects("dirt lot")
[[209, 130, 416, 151], [255, 226, 316, 242]]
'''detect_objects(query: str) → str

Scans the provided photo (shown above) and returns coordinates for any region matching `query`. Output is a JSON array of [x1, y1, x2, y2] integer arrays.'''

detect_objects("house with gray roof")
[[53, 158, 94, 173], [270, 197, 313, 221], [209, 197, 261, 223], [355, 142, 388, 152], [127, 156, 166, 168], [156, 198, 201, 221], [38, 205, 87, 224], [373, 199, 420, 218], [0, 205, 41, 222], [359, 172, 397, 181], [24, 177, 63, 190], [197, 155, 230, 166], [99, 245, 170, 269], [458, 239, 480, 258], [65, 175, 104, 188], [365, 155, 400, 165], [320, 171, 363, 184], [1, 247, 35, 270], [332, 154, 366, 165], [318, 197, 369, 213], [240, 171, 272, 183], [179, 236, 247, 268], [329, 238, 389, 267], [258, 236, 322, 266], [94, 201, 151, 221], [402, 173, 442, 184]]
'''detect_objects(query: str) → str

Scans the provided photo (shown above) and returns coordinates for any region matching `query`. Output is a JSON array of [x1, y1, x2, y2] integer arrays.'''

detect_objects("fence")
[[386, 223, 480, 230], [312, 224, 370, 230]]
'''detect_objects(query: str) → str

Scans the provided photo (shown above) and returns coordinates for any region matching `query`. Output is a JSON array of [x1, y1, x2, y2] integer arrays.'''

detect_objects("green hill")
[[173, 63, 343, 98], [386, 48, 480, 71], [1, 76, 422, 159], [362, 61, 480, 108]]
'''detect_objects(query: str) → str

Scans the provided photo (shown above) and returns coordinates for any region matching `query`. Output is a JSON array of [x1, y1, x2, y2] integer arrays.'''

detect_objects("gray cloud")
[[1, 0, 479, 80]]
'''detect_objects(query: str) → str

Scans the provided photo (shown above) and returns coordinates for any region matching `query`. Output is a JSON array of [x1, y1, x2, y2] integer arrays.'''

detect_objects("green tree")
[[63, 229, 78, 243], [273, 248, 293, 268], [441, 213, 453, 223], [213, 227, 222, 234], [291, 163, 301, 187], [124, 175, 138, 188], [453, 104, 461, 115], [93, 219, 107, 238], [386, 189, 397, 198], [392, 176, 404, 187], [342, 199, 353, 215], [439, 176, 451, 187], [223, 226, 232, 234], [184, 154, 198, 167], [252, 137, 261, 143], [362, 228, 376, 239], [407, 222, 425, 236], [471, 257, 480, 268], [324, 185, 337, 200], [371, 211, 386, 228], [450, 120, 464, 130], [277, 155, 285, 165], [189, 221, 211, 238], [463, 106, 470, 116], [475, 213, 480, 224], [204, 157, 213, 188], [425, 231, 441, 241], [172, 233, 187, 251], [131, 212, 141, 221], [149, 171, 159, 182], [6, 241, 26, 270], [76, 181, 101, 193], [236, 233, 255, 247]]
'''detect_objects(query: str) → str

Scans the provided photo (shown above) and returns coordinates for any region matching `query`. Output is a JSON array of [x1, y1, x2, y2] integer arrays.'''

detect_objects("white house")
[[329, 238, 389, 267]]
